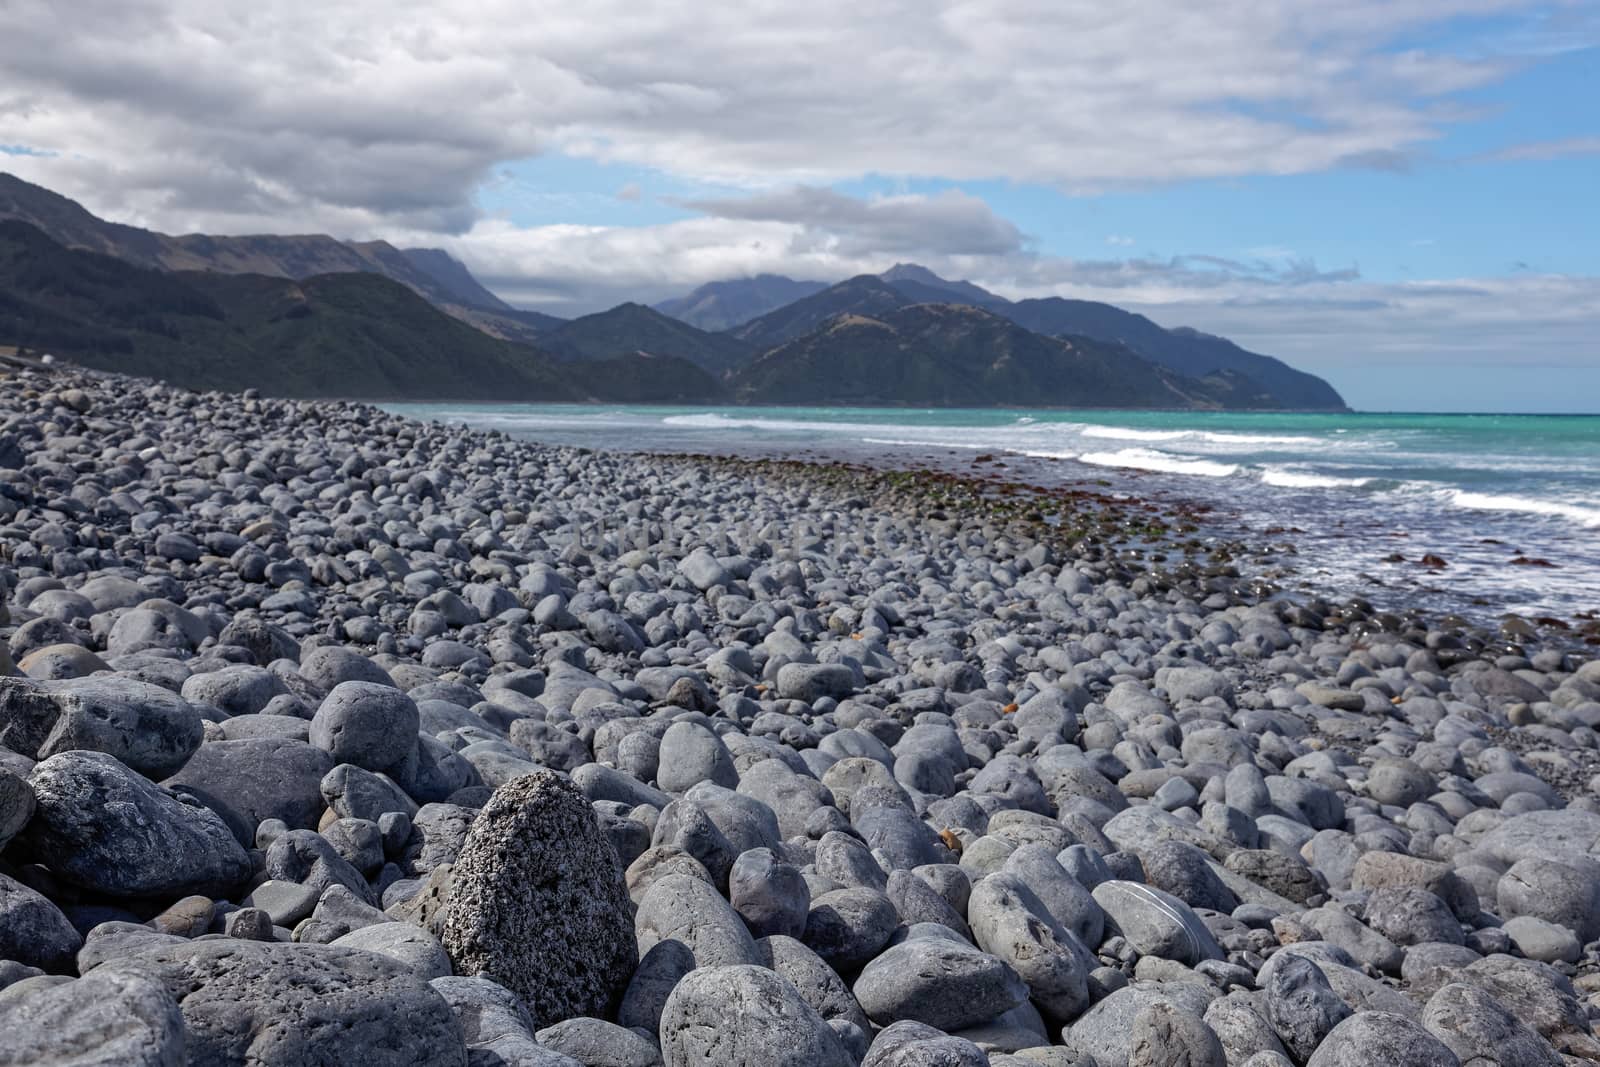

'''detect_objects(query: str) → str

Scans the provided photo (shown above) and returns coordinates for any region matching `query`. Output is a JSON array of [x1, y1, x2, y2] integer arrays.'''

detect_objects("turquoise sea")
[[387, 404, 1600, 627]]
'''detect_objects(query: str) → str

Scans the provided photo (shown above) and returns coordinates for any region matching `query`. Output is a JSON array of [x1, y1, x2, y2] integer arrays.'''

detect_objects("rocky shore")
[[2, 367, 1599, 1066]]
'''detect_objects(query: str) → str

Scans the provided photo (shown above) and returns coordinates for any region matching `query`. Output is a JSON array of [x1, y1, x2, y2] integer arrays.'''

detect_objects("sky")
[[1, 0, 1597, 411]]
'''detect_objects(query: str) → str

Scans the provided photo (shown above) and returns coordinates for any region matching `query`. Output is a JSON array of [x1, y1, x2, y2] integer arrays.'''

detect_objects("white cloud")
[[0, 0, 1549, 236], [1483, 135, 1600, 162], [682, 186, 1025, 257], [0, 0, 1592, 401], [391, 196, 1598, 391]]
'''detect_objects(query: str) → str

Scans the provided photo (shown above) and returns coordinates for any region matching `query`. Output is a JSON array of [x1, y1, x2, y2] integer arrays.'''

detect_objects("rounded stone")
[[19, 751, 251, 899], [802, 887, 900, 971], [0, 872, 82, 973], [655, 721, 738, 793], [1306, 1011, 1461, 1067], [309, 681, 420, 774], [852, 936, 1027, 1030], [660, 964, 854, 1067], [729, 847, 809, 939], [1422, 981, 1564, 1066], [0, 966, 186, 1066]]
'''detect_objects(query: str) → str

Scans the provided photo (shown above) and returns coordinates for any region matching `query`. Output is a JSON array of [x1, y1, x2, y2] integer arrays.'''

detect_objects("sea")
[[385, 404, 1600, 630]]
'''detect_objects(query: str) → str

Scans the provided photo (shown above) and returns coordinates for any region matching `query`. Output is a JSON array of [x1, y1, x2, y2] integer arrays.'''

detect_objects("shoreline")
[[3, 367, 1600, 1064], [631, 443, 1598, 651]]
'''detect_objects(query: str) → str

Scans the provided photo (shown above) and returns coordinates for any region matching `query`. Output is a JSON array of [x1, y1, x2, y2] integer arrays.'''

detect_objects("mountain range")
[[0, 173, 1347, 410]]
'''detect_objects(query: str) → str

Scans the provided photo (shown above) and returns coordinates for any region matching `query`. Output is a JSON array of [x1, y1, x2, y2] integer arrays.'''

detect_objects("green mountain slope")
[[1004, 298, 1344, 410], [730, 303, 1262, 409], [731, 275, 914, 350], [724, 265, 1346, 409], [542, 303, 753, 376], [0, 172, 512, 315], [0, 220, 719, 402]]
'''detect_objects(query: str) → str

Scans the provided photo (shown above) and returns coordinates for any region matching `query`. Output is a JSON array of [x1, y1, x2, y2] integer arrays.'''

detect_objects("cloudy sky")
[[2, 0, 1597, 410]]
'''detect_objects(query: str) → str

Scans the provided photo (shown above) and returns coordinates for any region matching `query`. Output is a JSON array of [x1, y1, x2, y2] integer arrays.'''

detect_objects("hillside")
[[730, 303, 1260, 409], [542, 303, 753, 377], [731, 275, 915, 350], [654, 274, 827, 332], [705, 265, 1346, 410], [1004, 298, 1344, 410], [0, 173, 510, 314], [0, 220, 718, 401]]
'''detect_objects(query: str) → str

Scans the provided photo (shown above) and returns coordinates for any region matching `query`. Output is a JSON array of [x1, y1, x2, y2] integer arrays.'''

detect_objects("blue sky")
[[477, 30, 1600, 278], [1, 0, 1596, 410]]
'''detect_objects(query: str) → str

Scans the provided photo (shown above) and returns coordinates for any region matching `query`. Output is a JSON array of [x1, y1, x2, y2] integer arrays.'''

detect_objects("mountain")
[[0, 172, 511, 316], [400, 248, 513, 311], [1002, 298, 1343, 410], [0, 220, 718, 402], [730, 303, 1264, 408], [452, 305, 568, 347], [654, 274, 827, 332], [878, 263, 1007, 308], [728, 264, 1345, 409], [0, 174, 1343, 409], [731, 275, 915, 350], [541, 303, 753, 377]]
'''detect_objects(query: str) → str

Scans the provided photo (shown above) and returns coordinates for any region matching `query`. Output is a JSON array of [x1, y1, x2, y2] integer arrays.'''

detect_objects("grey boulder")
[[0, 676, 202, 780], [441, 771, 638, 1028], [19, 751, 250, 899], [659, 964, 854, 1067], [852, 935, 1027, 1030], [0, 872, 82, 973], [0, 966, 186, 1066], [1306, 1011, 1461, 1067], [1092, 879, 1224, 965], [104, 939, 466, 1066], [163, 737, 334, 847]]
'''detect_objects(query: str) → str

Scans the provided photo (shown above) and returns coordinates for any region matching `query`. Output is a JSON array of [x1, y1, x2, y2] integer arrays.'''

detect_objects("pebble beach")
[[3, 366, 1600, 1065]]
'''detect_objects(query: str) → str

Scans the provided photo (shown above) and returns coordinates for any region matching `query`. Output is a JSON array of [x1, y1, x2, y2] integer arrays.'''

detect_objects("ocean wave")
[[1078, 448, 1238, 478], [1447, 491, 1600, 527], [662, 412, 924, 435], [860, 436, 986, 450], [1197, 431, 1322, 447], [1017, 449, 1079, 460], [1260, 468, 1374, 489], [1079, 426, 1189, 442], [1077, 425, 1320, 448]]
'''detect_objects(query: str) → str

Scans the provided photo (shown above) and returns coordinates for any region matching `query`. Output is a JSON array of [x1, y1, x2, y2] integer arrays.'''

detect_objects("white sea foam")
[[1077, 425, 1319, 448], [1077, 448, 1238, 478], [1260, 468, 1373, 489], [1197, 431, 1322, 447], [1079, 426, 1189, 442], [860, 436, 986, 450], [1447, 491, 1600, 527], [662, 412, 925, 435]]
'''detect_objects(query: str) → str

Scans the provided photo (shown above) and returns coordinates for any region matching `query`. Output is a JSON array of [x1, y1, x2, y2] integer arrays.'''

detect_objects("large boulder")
[[104, 940, 466, 1066], [0, 676, 202, 779], [0, 871, 82, 973], [660, 964, 855, 1067], [852, 935, 1027, 1030], [163, 738, 334, 847], [441, 771, 637, 1028], [1092, 879, 1224, 965], [19, 751, 251, 899], [309, 681, 419, 775], [0, 966, 186, 1066]]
